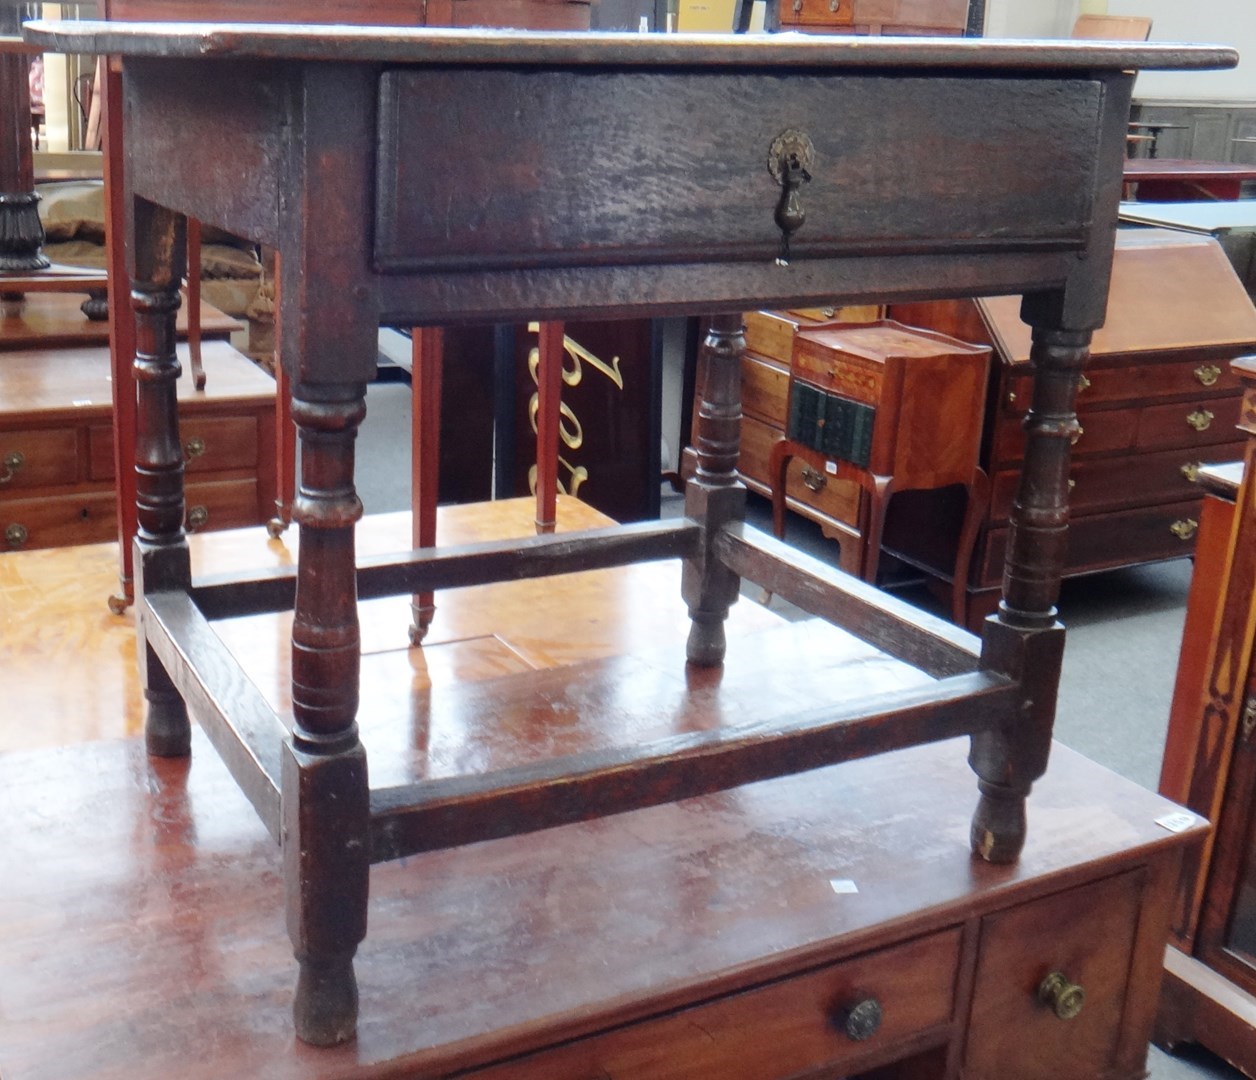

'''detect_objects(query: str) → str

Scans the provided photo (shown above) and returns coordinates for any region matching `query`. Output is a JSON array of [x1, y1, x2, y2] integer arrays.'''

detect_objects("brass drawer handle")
[[1067, 478, 1076, 491], [1170, 518, 1199, 541], [835, 996, 883, 1041], [1038, 972, 1085, 1021], [5, 522, 28, 549], [1181, 461, 1201, 483], [1070, 425, 1084, 446], [184, 435, 207, 459], [1186, 409, 1214, 432], [186, 505, 210, 532], [1194, 363, 1222, 387], [800, 464, 827, 492], [0, 450, 25, 484], [1077, 374, 1091, 393]]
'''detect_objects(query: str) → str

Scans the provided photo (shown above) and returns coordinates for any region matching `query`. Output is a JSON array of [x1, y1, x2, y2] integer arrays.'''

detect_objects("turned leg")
[[130, 203, 191, 758], [682, 314, 747, 667], [0, 10, 48, 275], [970, 325, 1088, 863], [284, 383, 370, 1047]]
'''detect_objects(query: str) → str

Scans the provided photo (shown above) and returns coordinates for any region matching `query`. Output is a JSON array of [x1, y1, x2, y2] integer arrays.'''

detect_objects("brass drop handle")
[[0, 450, 25, 484], [769, 129, 815, 267], [834, 996, 883, 1041], [1181, 461, 1201, 483], [801, 464, 827, 492], [1194, 364, 1222, 387], [1186, 409, 1214, 432], [186, 505, 210, 532], [793, 0, 803, 11], [1170, 518, 1199, 541], [1038, 972, 1085, 1021], [184, 436, 207, 460], [1077, 374, 1092, 393], [5, 522, 28, 549]]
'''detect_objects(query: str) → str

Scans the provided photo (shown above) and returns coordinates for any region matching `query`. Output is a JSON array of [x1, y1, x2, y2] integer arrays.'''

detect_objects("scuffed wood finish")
[[0, 729, 1205, 1080], [21, 18, 1236, 1046]]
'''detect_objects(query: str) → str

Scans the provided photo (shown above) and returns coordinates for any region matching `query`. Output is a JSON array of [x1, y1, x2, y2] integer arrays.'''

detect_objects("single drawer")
[[978, 498, 1206, 585], [1003, 357, 1244, 414], [991, 406, 1138, 467], [183, 478, 264, 534], [469, 928, 961, 1080], [965, 871, 1143, 1079], [739, 413, 860, 528], [792, 340, 884, 406], [88, 415, 261, 482], [0, 489, 116, 552], [742, 352, 789, 427], [780, 0, 856, 26], [1136, 396, 1243, 452], [988, 440, 1247, 523], [0, 428, 81, 493]]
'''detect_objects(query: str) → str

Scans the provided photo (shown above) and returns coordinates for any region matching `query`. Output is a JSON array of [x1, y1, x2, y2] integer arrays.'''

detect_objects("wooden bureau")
[[0, 341, 276, 552], [884, 228, 1256, 630]]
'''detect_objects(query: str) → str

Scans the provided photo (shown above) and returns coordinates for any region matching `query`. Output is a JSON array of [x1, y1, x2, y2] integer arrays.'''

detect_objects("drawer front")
[[988, 440, 1247, 523], [739, 414, 860, 527], [183, 478, 263, 534], [991, 406, 1138, 467], [1, 489, 116, 551], [965, 871, 1143, 1079], [792, 340, 884, 406], [377, 70, 1101, 273], [1136, 396, 1243, 452], [1004, 356, 1245, 414], [742, 352, 789, 427], [470, 928, 961, 1080], [88, 416, 261, 482], [978, 498, 1205, 585], [781, 0, 856, 26], [0, 428, 81, 492]]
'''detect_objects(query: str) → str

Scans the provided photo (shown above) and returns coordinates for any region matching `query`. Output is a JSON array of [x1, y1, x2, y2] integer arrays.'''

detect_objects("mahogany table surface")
[[0, 291, 238, 350], [1123, 158, 1256, 202]]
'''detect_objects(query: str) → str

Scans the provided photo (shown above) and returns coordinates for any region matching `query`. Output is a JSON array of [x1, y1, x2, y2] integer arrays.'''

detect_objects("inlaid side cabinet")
[[1155, 361, 1256, 1077]]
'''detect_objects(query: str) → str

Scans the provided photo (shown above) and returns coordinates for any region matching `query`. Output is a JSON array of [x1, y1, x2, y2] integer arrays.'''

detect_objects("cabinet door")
[[963, 871, 1144, 1079]]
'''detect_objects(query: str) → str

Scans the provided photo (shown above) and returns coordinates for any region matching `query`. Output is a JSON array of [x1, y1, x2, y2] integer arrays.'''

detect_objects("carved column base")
[[0, 191, 50, 273], [971, 780, 1028, 864]]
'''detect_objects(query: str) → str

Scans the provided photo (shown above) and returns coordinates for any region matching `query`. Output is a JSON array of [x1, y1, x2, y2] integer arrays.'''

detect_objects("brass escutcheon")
[[0, 450, 25, 484], [1038, 972, 1085, 1021], [5, 522, 28, 549], [1194, 364, 1222, 387], [1186, 409, 1214, 432], [1170, 518, 1199, 541]]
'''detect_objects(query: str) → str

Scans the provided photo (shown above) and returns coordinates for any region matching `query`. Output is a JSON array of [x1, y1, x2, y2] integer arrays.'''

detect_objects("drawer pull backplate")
[[1194, 364, 1221, 387], [1170, 518, 1199, 541], [1186, 409, 1214, 432]]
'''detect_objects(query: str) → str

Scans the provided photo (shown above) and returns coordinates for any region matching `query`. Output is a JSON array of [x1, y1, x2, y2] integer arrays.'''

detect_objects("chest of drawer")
[[780, 0, 856, 27], [469, 927, 961, 1080], [992, 406, 1139, 466], [739, 413, 861, 531], [1003, 356, 1243, 415], [792, 341, 885, 407], [0, 428, 82, 493], [1, 489, 117, 551]]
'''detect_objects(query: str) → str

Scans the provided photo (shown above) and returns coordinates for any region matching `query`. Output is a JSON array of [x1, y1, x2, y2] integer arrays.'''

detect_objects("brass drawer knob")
[[1038, 972, 1085, 1021], [5, 522, 28, 549], [800, 464, 827, 492], [186, 505, 210, 532], [0, 450, 25, 484], [1170, 518, 1199, 541], [835, 996, 883, 1041], [1186, 409, 1214, 432], [184, 435, 207, 459], [1194, 363, 1222, 387], [1181, 461, 1201, 483]]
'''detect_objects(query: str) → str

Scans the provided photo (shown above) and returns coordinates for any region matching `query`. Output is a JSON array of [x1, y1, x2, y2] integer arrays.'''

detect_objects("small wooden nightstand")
[[769, 319, 991, 622]]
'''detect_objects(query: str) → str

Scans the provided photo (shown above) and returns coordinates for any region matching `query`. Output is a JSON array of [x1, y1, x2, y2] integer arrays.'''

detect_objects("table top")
[[1123, 158, 1256, 182], [1119, 200, 1256, 234], [24, 20, 1237, 72]]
